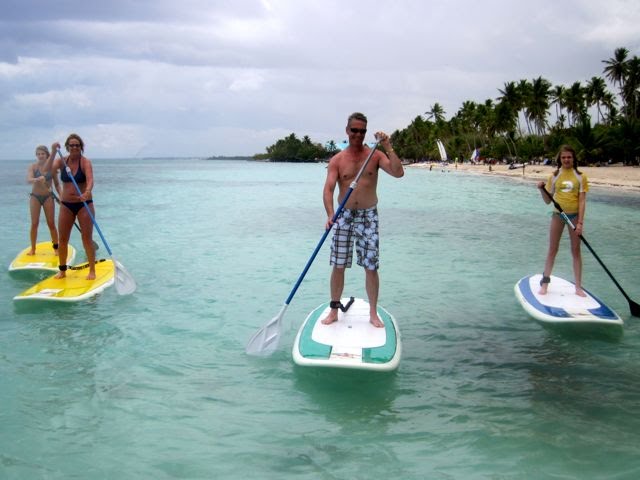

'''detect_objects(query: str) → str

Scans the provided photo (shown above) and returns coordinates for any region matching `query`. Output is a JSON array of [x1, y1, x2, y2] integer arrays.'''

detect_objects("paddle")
[[541, 186, 640, 317], [50, 190, 99, 251], [55, 149, 136, 295], [245, 140, 381, 356]]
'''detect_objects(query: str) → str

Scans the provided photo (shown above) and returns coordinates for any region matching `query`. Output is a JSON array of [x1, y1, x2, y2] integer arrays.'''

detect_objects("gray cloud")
[[1, 0, 638, 159]]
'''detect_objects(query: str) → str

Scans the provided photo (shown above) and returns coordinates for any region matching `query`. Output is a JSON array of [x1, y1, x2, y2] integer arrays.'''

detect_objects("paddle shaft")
[[56, 150, 113, 256], [284, 141, 380, 305], [541, 186, 640, 316]]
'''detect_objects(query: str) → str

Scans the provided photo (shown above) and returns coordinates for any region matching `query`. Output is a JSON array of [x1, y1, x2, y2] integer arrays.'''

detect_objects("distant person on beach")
[[537, 145, 589, 297], [27, 145, 60, 255], [50, 134, 96, 280], [321, 112, 404, 327]]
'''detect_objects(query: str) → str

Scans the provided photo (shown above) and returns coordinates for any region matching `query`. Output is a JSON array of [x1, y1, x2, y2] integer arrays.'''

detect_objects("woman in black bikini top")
[[27, 145, 60, 255], [51, 134, 97, 280]]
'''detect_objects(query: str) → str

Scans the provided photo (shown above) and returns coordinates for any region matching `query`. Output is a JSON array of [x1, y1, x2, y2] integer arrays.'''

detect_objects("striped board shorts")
[[330, 207, 379, 271]]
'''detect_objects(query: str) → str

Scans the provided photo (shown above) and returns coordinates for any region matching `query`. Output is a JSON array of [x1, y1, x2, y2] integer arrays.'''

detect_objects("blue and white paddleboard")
[[292, 297, 401, 371], [514, 274, 622, 328]]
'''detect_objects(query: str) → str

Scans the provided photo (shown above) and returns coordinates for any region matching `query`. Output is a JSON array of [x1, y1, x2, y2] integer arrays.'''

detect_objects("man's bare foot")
[[87, 271, 96, 281], [575, 288, 587, 297], [27, 250, 35, 256], [54, 271, 66, 279], [370, 315, 384, 328], [321, 311, 338, 325]]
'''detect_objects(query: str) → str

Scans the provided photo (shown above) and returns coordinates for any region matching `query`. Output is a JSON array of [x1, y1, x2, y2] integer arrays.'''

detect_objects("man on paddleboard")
[[322, 112, 404, 327]]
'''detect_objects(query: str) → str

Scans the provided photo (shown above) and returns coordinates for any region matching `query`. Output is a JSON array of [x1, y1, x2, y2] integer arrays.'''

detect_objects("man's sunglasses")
[[349, 128, 367, 134]]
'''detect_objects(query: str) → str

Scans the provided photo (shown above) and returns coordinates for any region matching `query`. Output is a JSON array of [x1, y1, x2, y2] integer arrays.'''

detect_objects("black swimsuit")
[[62, 200, 93, 215], [60, 159, 91, 215], [61, 160, 87, 184]]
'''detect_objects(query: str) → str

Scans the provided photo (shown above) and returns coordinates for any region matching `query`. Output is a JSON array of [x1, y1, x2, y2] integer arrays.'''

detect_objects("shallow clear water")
[[2, 159, 640, 479]]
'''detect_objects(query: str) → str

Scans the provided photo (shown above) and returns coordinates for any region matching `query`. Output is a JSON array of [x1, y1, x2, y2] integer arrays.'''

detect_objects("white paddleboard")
[[292, 297, 401, 371], [13, 258, 115, 303], [514, 274, 623, 328], [9, 242, 76, 272]]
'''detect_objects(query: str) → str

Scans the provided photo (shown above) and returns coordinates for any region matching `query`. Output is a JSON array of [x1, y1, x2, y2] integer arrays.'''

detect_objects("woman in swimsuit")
[[537, 145, 589, 297], [50, 134, 96, 280], [27, 145, 61, 255]]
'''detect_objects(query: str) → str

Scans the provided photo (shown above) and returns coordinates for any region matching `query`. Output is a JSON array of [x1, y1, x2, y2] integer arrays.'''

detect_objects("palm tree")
[[585, 76, 608, 124], [563, 82, 586, 127], [517, 79, 533, 135], [425, 103, 446, 123], [493, 101, 518, 158], [621, 56, 640, 120], [527, 76, 552, 135], [570, 119, 610, 164], [497, 81, 523, 136], [602, 47, 629, 94], [550, 85, 566, 127], [325, 140, 338, 153], [601, 92, 618, 125], [478, 99, 496, 139]]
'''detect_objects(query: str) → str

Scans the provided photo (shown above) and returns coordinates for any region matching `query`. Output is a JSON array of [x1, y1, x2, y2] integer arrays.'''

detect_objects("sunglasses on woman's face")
[[68, 144, 82, 148], [349, 128, 367, 134]]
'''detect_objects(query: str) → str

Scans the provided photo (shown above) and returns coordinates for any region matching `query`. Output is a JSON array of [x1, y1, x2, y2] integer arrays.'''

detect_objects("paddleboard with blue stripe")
[[292, 297, 401, 371], [514, 274, 622, 328]]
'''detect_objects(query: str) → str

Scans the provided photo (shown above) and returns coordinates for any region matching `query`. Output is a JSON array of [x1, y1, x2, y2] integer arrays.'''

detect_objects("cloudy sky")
[[1, 0, 638, 159]]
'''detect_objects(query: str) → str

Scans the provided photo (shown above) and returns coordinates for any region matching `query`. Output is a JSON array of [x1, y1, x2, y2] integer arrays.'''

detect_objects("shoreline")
[[408, 162, 640, 193]]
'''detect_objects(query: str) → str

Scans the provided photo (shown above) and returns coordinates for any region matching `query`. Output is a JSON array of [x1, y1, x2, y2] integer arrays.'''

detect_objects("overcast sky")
[[1, 0, 638, 159]]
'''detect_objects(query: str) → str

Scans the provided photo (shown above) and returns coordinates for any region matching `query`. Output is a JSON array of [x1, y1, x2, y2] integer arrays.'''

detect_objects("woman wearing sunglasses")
[[50, 134, 96, 280]]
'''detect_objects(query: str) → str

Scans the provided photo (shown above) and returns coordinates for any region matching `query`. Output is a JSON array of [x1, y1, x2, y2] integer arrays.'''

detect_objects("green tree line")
[[393, 46, 639, 165], [258, 47, 639, 165], [254, 133, 329, 162]]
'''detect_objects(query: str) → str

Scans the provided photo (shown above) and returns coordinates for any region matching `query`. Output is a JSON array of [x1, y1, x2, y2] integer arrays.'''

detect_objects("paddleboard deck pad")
[[13, 258, 115, 302], [514, 274, 622, 327], [293, 297, 401, 371], [9, 242, 76, 272]]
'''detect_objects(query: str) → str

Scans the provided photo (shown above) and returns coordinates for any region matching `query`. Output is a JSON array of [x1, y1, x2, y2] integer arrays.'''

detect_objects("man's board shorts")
[[330, 207, 379, 271]]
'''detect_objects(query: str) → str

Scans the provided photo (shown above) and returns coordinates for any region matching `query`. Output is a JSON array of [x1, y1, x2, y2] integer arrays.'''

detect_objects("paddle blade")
[[113, 258, 136, 295], [630, 300, 640, 318], [245, 306, 286, 356]]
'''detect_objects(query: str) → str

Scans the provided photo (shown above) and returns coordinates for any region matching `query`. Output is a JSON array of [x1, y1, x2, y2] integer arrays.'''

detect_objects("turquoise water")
[[2, 158, 640, 479]]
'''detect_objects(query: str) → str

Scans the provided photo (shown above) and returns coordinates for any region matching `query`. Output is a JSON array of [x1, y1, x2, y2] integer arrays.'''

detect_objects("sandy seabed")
[[409, 162, 640, 193]]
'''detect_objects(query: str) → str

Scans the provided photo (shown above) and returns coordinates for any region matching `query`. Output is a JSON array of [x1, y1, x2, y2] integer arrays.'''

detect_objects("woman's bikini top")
[[61, 159, 87, 184], [34, 167, 53, 181]]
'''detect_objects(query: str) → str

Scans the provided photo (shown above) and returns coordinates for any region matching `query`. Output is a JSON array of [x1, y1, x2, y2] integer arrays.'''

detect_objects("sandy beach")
[[409, 162, 640, 193]]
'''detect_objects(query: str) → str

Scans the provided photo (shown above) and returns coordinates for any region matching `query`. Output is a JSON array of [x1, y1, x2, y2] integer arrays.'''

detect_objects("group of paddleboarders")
[[27, 134, 97, 280], [24, 117, 588, 316]]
